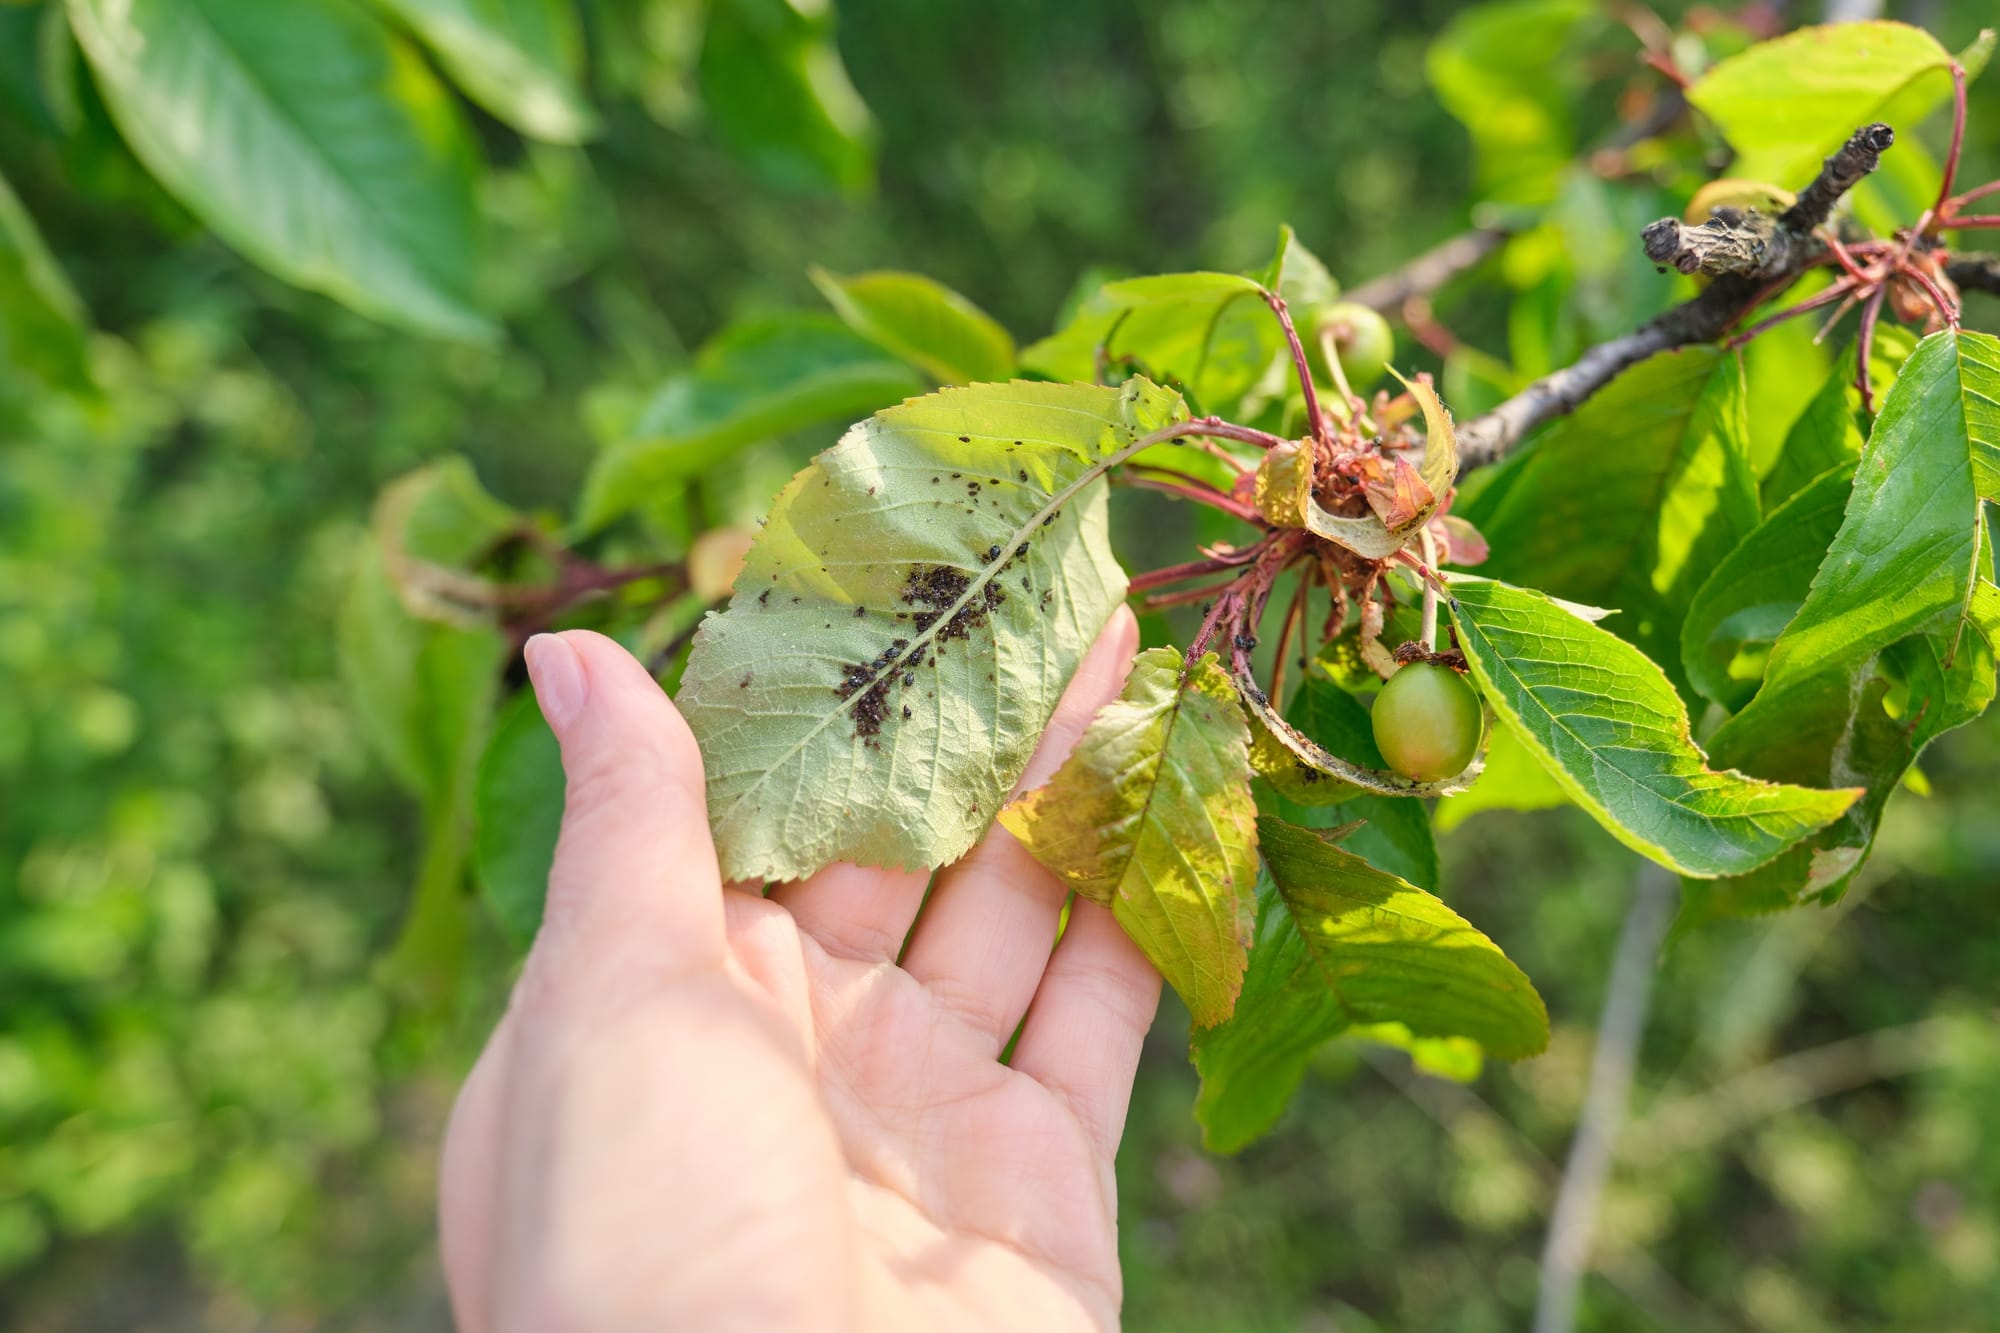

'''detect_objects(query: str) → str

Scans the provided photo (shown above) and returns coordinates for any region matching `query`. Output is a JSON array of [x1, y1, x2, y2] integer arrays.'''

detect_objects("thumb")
[[519, 630, 727, 1001]]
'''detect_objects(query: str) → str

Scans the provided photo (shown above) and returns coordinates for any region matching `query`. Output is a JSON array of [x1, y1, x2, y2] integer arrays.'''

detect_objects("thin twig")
[[1457, 123, 1895, 470], [1946, 253, 2000, 296], [1624, 1015, 1961, 1165], [1533, 863, 1678, 1333], [1343, 228, 1511, 313]]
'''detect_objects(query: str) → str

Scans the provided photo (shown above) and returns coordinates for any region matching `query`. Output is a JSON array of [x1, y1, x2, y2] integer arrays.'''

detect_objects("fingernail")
[[525, 633, 586, 730]]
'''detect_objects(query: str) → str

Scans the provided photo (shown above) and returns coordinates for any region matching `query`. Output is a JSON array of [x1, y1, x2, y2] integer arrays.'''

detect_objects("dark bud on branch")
[[1781, 122, 1895, 234]]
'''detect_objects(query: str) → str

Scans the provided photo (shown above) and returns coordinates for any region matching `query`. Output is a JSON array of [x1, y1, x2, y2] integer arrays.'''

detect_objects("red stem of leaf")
[[1855, 283, 1890, 415], [1117, 474, 1263, 523], [1945, 215, 2000, 231], [1260, 288, 1330, 450], [1935, 64, 1969, 218], [1946, 179, 2000, 210]]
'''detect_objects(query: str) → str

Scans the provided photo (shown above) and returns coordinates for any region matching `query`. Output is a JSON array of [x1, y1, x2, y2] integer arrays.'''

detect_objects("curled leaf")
[[1247, 373, 1460, 558], [1001, 647, 1260, 1027], [1235, 659, 1487, 799]]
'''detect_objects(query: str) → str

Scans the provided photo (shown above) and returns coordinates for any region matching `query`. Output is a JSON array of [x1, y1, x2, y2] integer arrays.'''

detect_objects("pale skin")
[[439, 608, 1162, 1332]]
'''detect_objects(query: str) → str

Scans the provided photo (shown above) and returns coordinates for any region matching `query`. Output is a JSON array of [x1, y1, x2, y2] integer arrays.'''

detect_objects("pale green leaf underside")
[[1687, 21, 1958, 186], [373, 0, 597, 144], [679, 378, 1187, 882], [1000, 648, 1258, 1027], [68, 0, 492, 340], [1193, 817, 1546, 1153], [1446, 576, 1858, 878], [810, 267, 1017, 386]]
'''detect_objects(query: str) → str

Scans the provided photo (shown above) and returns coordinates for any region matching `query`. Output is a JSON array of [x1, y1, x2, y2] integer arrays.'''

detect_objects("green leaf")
[[372, 0, 597, 144], [1433, 721, 1568, 833], [372, 456, 529, 624], [1719, 332, 1999, 735], [677, 377, 1187, 882], [1760, 328, 1916, 510], [698, 0, 873, 195], [577, 315, 923, 531], [1000, 648, 1259, 1027], [1681, 463, 1854, 713], [1687, 22, 1960, 187], [1446, 576, 1859, 878], [1260, 223, 1338, 311], [0, 165, 90, 392], [1467, 347, 1757, 699], [809, 267, 1015, 386], [68, 0, 493, 341], [473, 688, 563, 948], [1020, 269, 1277, 411], [1696, 330, 2000, 909], [1426, 0, 1595, 205], [338, 543, 506, 800], [1192, 816, 1546, 1153]]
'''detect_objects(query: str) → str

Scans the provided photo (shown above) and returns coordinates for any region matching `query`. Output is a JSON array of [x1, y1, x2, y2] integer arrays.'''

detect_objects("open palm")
[[440, 613, 1161, 1332]]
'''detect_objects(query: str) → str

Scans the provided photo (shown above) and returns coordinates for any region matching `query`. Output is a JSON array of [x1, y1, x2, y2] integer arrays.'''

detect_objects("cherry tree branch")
[[1343, 227, 1511, 313], [1533, 863, 1678, 1333], [1457, 123, 1895, 469], [1948, 252, 2000, 297]]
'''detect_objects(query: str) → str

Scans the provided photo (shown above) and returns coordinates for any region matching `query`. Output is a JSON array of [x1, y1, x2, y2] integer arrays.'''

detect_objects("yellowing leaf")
[[1001, 648, 1259, 1027]]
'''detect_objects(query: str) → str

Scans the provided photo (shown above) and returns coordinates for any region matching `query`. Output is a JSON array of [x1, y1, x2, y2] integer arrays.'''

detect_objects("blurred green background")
[[3, 1, 1999, 1329]]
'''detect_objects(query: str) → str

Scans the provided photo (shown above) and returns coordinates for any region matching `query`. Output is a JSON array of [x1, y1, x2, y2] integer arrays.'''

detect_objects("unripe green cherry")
[[1306, 302, 1395, 390], [1371, 661, 1483, 783]]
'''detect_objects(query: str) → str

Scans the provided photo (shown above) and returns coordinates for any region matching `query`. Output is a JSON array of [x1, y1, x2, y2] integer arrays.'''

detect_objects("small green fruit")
[[1371, 661, 1483, 783], [1307, 302, 1395, 390]]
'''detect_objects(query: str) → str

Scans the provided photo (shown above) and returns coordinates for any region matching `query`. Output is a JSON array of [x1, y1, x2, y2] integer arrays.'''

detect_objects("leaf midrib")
[[711, 415, 1175, 831]]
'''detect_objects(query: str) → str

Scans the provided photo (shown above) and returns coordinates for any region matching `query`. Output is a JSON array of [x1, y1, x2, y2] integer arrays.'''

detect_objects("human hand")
[[439, 610, 1161, 1332]]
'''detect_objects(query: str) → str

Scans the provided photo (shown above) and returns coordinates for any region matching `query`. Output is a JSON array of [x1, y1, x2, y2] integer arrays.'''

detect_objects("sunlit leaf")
[[1193, 816, 1546, 1153], [1426, 0, 1596, 205], [1001, 648, 1258, 1027], [1688, 21, 1961, 188], [1467, 347, 1757, 700], [1446, 576, 1859, 878], [577, 315, 923, 532], [68, 0, 493, 339], [678, 377, 1186, 882], [1021, 269, 1277, 410], [810, 267, 1016, 385], [372, 0, 597, 143]]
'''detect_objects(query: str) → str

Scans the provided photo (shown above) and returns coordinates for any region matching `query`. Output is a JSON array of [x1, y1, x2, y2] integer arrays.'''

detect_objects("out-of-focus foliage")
[[3, 1, 2000, 1330]]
